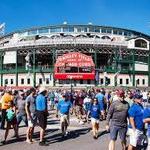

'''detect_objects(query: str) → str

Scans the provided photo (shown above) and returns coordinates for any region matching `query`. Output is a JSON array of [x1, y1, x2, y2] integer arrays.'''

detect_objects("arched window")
[[101, 36, 111, 40], [76, 34, 87, 38], [50, 35, 61, 39], [39, 36, 49, 39], [135, 39, 147, 48], [63, 34, 74, 38], [94, 35, 100, 39]]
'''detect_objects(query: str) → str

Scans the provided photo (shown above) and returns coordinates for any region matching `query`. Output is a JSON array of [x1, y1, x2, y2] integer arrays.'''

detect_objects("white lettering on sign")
[[55, 52, 95, 67], [67, 75, 83, 79]]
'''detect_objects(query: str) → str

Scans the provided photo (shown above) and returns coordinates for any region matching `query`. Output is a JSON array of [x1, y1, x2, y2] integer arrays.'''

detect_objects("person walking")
[[88, 98, 101, 139], [96, 89, 106, 120], [16, 91, 28, 134], [1, 101, 18, 144], [143, 103, 150, 150], [35, 87, 48, 146], [57, 94, 72, 137], [106, 89, 129, 150], [25, 87, 37, 144], [0, 89, 13, 129], [128, 94, 144, 150]]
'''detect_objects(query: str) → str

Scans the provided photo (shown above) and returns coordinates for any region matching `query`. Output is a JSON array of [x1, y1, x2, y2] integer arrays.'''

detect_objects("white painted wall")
[[135, 63, 148, 71], [99, 73, 148, 87], [0, 73, 148, 87], [3, 74, 16, 86], [99, 73, 116, 86], [36, 73, 53, 86], [127, 38, 149, 50], [18, 73, 34, 87], [135, 75, 148, 87]]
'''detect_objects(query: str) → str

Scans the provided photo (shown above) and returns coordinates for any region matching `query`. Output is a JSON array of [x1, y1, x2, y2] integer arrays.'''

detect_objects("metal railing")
[[1, 66, 54, 74], [0, 38, 128, 50]]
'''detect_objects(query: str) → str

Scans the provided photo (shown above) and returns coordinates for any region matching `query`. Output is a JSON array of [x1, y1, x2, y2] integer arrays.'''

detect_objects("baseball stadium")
[[0, 24, 150, 88]]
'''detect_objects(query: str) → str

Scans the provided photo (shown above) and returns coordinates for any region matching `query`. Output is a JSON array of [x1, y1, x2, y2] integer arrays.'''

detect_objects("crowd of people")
[[0, 86, 150, 150]]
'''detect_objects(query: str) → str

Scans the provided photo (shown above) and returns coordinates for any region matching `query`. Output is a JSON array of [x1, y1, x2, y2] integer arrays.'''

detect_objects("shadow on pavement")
[[0, 136, 26, 147], [98, 130, 109, 138], [46, 127, 91, 144]]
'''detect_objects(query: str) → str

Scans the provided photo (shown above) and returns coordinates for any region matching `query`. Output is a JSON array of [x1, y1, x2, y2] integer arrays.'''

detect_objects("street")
[[0, 112, 122, 150]]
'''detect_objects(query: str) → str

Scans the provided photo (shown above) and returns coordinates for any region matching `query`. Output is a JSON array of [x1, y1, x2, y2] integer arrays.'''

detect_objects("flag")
[[95, 70, 99, 82], [0, 23, 5, 30], [0, 23, 5, 35]]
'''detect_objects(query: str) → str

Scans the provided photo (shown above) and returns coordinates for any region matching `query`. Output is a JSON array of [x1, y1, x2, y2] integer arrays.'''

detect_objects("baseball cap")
[[116, 89, 125, 98], [133, 94, 143, 99], [38, 87, 47, 94]]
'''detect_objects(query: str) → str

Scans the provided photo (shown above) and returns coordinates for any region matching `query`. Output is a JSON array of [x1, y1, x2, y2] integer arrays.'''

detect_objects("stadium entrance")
[[54, 52, 95, 85]]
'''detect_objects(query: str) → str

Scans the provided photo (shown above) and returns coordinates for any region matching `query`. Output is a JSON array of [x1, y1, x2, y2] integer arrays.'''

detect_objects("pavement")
[[0, 111, 123, 150]]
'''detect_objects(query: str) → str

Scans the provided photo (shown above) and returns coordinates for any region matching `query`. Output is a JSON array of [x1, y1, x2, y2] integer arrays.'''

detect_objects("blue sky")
[[0, 0, 150, 35]]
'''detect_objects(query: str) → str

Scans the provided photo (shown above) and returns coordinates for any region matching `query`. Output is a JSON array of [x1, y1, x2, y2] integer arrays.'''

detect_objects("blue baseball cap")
[[133, 94, 143, 99]]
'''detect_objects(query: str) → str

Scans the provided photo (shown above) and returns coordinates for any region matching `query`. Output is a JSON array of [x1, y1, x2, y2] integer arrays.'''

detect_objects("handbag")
[[137, 133, 148, 149]]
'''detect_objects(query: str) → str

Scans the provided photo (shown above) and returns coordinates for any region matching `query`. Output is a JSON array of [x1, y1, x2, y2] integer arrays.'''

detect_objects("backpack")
[[137, 133, 148, 149], [6, 109, 15, 121]]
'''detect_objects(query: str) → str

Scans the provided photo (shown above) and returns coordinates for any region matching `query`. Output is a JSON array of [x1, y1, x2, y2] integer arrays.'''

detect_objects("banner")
[[3, 51, 17, 64]]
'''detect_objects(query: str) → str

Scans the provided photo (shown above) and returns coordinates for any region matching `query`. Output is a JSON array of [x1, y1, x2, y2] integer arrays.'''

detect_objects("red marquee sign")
[[55, 52, 95, 67], [54, 52, 95, 80]]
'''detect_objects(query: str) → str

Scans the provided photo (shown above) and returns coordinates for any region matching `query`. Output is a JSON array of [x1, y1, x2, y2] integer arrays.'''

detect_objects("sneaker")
[[64, 131, 69, 137], [31, 139, 37, 143], [26, 139, 33, 144], [65, 131, 69, 136], [1, 140, 6, 145], [61, 132, 65, 138], [93, 136, 97, 140], [16, 135, 20, 139], [79, 121, 84, 125], [39, 141, 48, 146]]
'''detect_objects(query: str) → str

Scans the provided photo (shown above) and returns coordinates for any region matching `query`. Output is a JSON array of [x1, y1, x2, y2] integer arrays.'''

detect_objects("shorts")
[[148, 137, 150, 150], [7, 117, 17, 125], [91, 118, 99, 124], [60, 114, 69, 126], [76, 105, 84, 115], [110, 125, 127, 141], [84, 103, 91, 112], [128, 128, 143, 147], [99, 101, 104, 111], [36, 111, 47, 129], [27, 113, 37, 128]]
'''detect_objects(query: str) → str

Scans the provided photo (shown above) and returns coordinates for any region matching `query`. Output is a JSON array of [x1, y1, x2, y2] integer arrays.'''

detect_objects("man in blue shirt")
[[128, 94, 144, 150], [95, 89, 105, 120], [143, 103, 150, 150], [36, 87, 48, 146], [57, 94, 72, 137]]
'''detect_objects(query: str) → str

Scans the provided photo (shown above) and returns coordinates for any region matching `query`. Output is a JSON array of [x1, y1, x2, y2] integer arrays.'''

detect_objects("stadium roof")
[[1, 24, 150, 40]]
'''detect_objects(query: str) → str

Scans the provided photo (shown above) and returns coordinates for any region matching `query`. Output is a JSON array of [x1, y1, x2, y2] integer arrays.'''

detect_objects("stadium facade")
[[0, 24, 150, 88]]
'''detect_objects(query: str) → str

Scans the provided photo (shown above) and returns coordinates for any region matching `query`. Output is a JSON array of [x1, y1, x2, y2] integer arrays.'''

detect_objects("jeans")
[[17, 113, 28, 126]]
